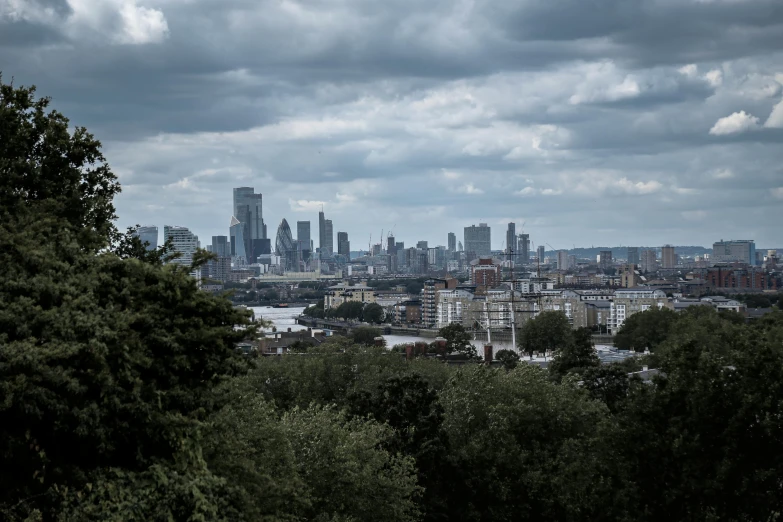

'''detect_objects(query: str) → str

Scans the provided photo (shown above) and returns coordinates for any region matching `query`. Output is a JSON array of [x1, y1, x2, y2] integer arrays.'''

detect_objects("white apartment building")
[[163, 225, 200, 278], [609, 289, 670, 333]]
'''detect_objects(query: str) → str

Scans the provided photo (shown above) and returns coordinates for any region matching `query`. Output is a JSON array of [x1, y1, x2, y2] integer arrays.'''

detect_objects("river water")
[[250, 305, 517, 351]]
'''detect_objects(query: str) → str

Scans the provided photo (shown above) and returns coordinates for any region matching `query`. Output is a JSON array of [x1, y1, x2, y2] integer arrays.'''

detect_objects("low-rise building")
[[324, 283, 377, 310], [609, 288, 671, 333]]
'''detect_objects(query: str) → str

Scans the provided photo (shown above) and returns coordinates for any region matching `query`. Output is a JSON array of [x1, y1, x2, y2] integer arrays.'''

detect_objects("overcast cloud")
[[2, 0, 782, 249]]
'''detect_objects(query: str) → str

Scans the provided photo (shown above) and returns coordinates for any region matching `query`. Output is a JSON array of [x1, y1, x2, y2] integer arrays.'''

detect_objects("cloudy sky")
[[2, 0, 783, 250]]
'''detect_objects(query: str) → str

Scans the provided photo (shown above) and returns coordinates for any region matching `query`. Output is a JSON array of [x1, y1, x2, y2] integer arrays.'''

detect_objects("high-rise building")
[[661, 245, 676, 269], [470, 258, 501, 287], [448, 232, 456, 253], [337, 231, 350, 257], [163, 225, 200, 269], [275, 219, 298, 270], [537, 245, 545, 263], [229, 216, 248, 264], [210, 256, 231, 283], [297, 221, 311, 262], [627, 247, 640, 266], [641, 249, 658, 272], [324, 219, 334, 256], [464, 224, 491, 257], [417, 240, 429, 250], [712, 239, 756, 265], [233, 187, 266, 261], [318, 210, 326, 256], [557, 250, 570, 270], [599, 250, 613, 271], [505, 223, 516, 261], [211, 235, 229, 257], [458, 241, 464, 252], [135, 226, 158, 250], [517, 234, 530, 264]]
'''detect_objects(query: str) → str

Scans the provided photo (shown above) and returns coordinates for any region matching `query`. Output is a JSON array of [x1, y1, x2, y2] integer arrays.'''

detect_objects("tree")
[[351, 326, 382, 346], [363, 302, 385, 324], [579, 364, 631, 413], [613, 306, 677, 352], [547, 327, 599, 381], [495, 349, 520, 370], [0, 75, 120, 252], [438, 323, 477, 358], [519, 311, 573, 358]]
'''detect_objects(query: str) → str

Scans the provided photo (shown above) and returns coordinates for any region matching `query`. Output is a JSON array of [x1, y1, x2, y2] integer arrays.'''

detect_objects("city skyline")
[[4, 2, 782, 247]]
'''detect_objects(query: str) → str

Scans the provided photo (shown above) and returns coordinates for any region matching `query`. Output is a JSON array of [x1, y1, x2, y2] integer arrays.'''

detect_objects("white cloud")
[[616, 177, 663, 195], [764, 99, 783, 129], [705, 69, 723, 87], [771, 188, 783, 200], [115, 2, 169, 44], [455, 183, 484, 195], [288, 199, 326, 212], [709, 111, 761, 135], [516, 186, 536, 196], [678, 64, 698, 77], [540, 188, 563, 196], [713, 168, 734, 179]]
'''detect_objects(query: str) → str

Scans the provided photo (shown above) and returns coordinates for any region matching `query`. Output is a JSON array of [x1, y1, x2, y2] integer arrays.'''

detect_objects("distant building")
[[275, 219, 298, 271], [537, 245, 546, 264], [422, 278, 458, 326], [517, 234, 530, 264], [233, 187, 266, 261], [210, 256, 232, 282], [701, 266, 768, 290], [448, 232, 456, 252], [609, 289, 672, 334], [505, 223, 516, 261], [324, 283, 377, 310], [229, 216, 247, 264], [464, 223, 491, 257], [627, 247, 640, 266], [599, 250, 613, 271], [417, 240, 429, 250], [135, 226, 158, 250], [163, 225, 200, 273], [712, 239, 756, 265], [641, 249, 658, 272], [337, 231, 350, 257], [324, 219, 334, 256], [557, 250, 570, 270], [470, 258, 501, 288], [211, 235, 229, 257], [661, 245, 676, 269], [395, 299, 422, 324], [297, 221, 311, 262]]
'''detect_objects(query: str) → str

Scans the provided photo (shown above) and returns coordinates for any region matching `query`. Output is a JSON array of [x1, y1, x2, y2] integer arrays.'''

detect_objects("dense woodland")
[[3, 78, 783, 521]]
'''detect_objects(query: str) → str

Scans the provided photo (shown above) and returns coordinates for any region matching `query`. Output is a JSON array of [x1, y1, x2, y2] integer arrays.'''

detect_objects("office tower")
[[712, 239, 756, 265], [211, 235, 229, 257], [252, 238, 271, 257], [163, 225, 199, 268], [275, 219, 298, 271], [458, 241, 463, 252], [661, 245, 676, 269], [505, 223, 516, 261], [627, 247, 640, 266], [337, 231, 350, 257], [387, 235, 396, 255], [417, 240, 429, 250], [599, 250, 613, 271], [641, 249, 658, 272], [557, 250, 570, 270], [211, 256, 232, 283], [324, 219, 334, 255], [297, 221, 311, 262], [229, 216, 247, 264], [448, 232, 456, 253], [233, 187, 266, 261], [135, 226, 158, 250], [517, 233, 530, 264], [464, 223, 491, 257], [537, 245, 545, 263]]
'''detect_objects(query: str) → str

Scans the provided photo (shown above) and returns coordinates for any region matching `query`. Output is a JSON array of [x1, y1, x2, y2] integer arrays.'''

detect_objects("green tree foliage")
[[303, 299, 326, 318], [330, 301, 364, 321], [362, 302, 385, 323], [547, 327, 600, 381], [613, 306, 677, 351], [350, 326, 382, 345], [438, 323, 477, 358], [495, 349, 520, 370], [518, 311, 573, 358]]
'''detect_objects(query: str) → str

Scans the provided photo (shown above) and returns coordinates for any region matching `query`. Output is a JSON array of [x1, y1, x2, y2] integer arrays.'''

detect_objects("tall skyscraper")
[[661, 245, 676, 269], [517, 233, 530, 264], [417, 240, 429, 250], [448, 232, 456, 252], [599, 250, 613, 271], [324, 219, 334, 256], [135, 225, 158, 251], [641, 249, 658, 272], [233, 187, 266, 262], [163, 225, 199, 268], [211, 235, 229, 257], [275, 219, 298, 271], [337, 231, 350, 257], [505, 223, 516, 260], [537, 245, 545, 263], [464, 224, 491, 257], [627, 247, 640, 266], [297, 221, 311, 262], [557, 250, 570, 270], [229, 216, 247, 264]]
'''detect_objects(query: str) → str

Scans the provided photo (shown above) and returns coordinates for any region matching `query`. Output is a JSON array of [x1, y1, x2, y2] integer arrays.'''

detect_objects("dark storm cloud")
[[1, 0, 782, 247]]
